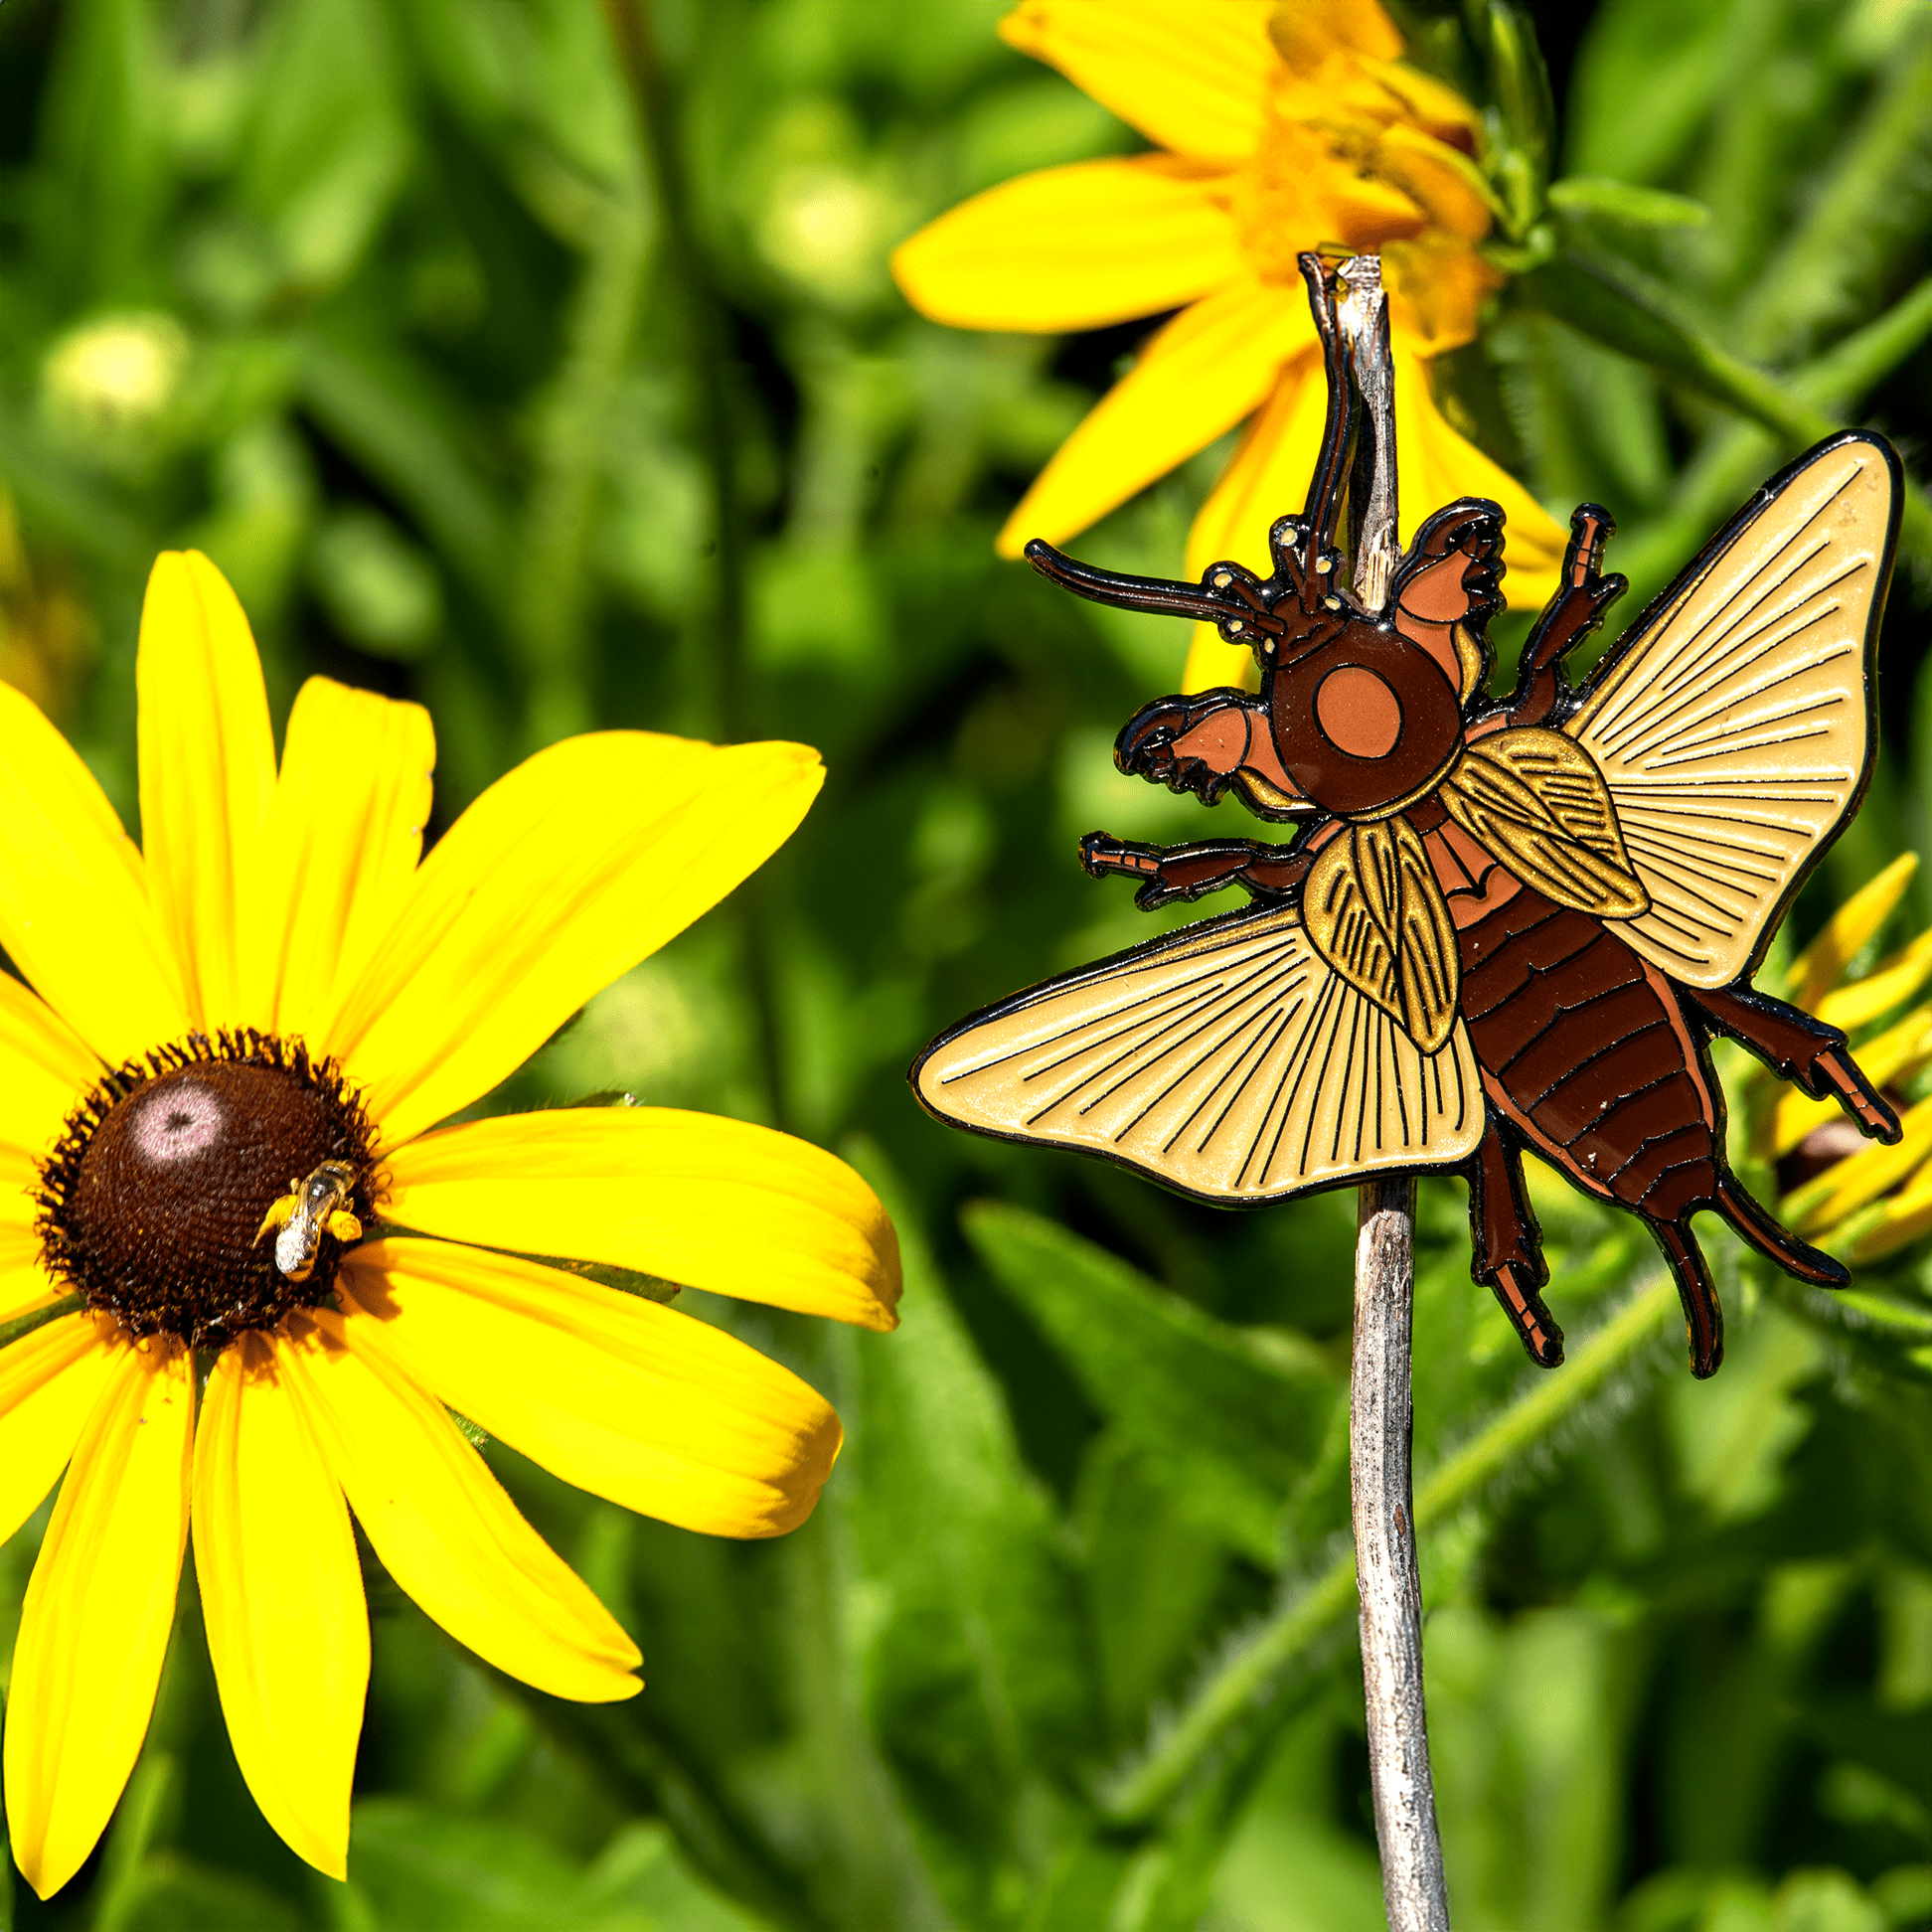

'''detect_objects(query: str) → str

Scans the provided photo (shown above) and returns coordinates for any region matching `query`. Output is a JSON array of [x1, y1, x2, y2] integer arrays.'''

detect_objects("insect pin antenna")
[[1022, 540, 1284, 635]]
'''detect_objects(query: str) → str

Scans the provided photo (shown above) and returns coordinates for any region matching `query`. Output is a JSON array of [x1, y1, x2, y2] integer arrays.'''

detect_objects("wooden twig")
[[1338, 256, 1452, 1932]]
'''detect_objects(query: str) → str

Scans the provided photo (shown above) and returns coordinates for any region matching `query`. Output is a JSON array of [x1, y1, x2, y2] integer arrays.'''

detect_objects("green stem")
[[1795, 276, 1932, 410], [1534, 252, 1932, 578], [1097, 1277, 1678, 1826], [606, 0, 790, 1127]]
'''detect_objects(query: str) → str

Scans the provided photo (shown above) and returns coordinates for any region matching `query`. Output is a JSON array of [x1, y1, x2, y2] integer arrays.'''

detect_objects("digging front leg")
[[1080, 834, 1313, 910], [1467, 1115, 1563, 1367], [1688, 983, 1901, 1142], [1114, 689, 1276, 805], [1508, 505, 1627, 727]]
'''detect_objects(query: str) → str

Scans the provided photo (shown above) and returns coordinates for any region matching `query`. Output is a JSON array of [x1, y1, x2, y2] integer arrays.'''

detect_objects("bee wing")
[[912, 901, 1485, 1205], [1565, 432, 1898, 987]]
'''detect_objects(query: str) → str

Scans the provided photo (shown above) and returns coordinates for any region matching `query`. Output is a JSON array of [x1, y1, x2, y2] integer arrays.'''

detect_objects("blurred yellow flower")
[[0, 554, 900, 1897], [1770, 854, 1932, 1261], [891, 0, 1566, 692]]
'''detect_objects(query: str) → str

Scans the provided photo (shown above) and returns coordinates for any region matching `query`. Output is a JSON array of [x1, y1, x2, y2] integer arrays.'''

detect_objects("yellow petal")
[[0, 971, 97, 1166], [1229, 119, 1428, 285], [1268, 0, 1404, 66], [1849, 1162, 1932, 1262], [1373, 123, 1495, 242], [193, 1334, 367, 1881], [1788, 855, 1919, 1010], [329, 735, 822, 1148], [279, 1310, 640, 1701], [0, 681, 188, 1063], [0, 1313, 119, 1545], [1785, 1094, 1932, 1236], [1181, 351, 1326, 693], [244, 678, 435, 1049], [1817, 929, 1932, 1032], [380, 1107, 900, 1331], [1392, 342, 1563, 610], [1000, 0, 1276, 166], [136, 553, 276, 1032], [1357, 57, 1483, 148], [997, 275, 1316, 558], [0, 1251, 68, 1325], [892, 156, 1243, 333], [339, 1238, 843, 1539], [1379, 236, 1498, 359], [6, 1338, 193, 1900]]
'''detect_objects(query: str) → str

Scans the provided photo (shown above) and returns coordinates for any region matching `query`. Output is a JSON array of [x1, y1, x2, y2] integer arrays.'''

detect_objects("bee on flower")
[[0, 552, 900, 1898], [891, 0, 1567, 693]]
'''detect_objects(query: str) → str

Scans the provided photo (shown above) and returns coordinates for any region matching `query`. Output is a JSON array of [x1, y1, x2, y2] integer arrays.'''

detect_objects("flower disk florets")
[[35, 1031, 376, 1348]]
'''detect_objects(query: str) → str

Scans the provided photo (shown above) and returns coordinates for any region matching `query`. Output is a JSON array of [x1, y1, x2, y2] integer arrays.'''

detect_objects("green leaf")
[[1073, 1434, 1233, 1744], [235, 0, 410, 299], [1467, 0, 1555, 237], [1547, 176, 1708, 228], [963, 1202, 1340, 1565], [95, 1856, 304, 1932], [342, 1799, 768, 1931], [1564, 0, 1734, 185], [1522, 249, 1833, 445], [1736, 31, 1932, 362], [841, 1151, 1097, 1925]]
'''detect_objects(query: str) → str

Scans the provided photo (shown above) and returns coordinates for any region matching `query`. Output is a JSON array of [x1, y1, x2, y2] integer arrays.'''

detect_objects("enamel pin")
[[913, 254, 1903, 1378]]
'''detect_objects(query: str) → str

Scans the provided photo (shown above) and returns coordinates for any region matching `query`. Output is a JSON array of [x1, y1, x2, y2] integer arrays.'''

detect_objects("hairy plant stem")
[[1098, 1275, 1677, 1826], [606, 0, 791, 1128]]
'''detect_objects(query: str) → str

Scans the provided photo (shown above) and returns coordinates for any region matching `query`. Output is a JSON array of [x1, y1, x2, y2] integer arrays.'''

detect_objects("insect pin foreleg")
[[1080, 833, 1312, 910], [1508, 503, 1627, 727]]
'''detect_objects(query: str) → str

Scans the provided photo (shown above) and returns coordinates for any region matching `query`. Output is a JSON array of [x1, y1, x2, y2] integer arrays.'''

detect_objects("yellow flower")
[[891, 0, 1566, 693], [0, 553, 900, 1897]]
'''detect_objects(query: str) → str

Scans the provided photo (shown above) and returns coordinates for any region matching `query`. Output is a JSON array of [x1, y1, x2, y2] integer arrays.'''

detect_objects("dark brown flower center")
[[36, 1032, 375, 1348]]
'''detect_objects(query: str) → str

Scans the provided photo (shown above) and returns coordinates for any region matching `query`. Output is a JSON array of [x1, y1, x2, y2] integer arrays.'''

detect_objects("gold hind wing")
[[1564, 432, 1898, 988], [911, 902, 1485, 1205]]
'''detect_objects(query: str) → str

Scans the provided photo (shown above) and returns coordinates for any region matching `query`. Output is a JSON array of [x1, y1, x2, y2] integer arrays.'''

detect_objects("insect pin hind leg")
[[1653, 1219, 1725, 1379], [1467, 1115, 1564, 1368], [1688, 982, 1901, 1143]]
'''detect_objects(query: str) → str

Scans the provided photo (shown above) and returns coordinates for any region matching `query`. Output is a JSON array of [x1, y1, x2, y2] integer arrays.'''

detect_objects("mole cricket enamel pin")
[[913, 254, 1903, 1378]]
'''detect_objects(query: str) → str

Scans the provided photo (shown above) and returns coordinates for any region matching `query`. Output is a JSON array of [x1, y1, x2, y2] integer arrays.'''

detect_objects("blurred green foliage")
[[0, 0, 1929, 1927]]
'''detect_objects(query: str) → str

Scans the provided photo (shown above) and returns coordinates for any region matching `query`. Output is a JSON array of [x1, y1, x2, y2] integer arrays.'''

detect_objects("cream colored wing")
[[1565, 432, 1897, 987], [912, 902, 1485, 1205]]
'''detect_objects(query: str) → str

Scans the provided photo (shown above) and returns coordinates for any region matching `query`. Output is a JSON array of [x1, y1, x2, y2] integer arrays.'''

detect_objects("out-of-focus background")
[[1, 1, 1930, 1927]]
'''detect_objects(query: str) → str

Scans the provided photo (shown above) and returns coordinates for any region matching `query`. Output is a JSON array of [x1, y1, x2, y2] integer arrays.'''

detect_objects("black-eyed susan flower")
[[891, 0, 1567, 692], [0, 552, 900, 1897]]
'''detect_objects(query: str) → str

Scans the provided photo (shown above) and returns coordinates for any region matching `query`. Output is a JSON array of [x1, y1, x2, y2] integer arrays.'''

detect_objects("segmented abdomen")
[[1457, 886, 1717, 1223]]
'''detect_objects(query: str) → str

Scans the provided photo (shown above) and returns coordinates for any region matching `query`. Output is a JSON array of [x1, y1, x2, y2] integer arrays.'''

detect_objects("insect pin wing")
[[1564, 432, 1899, 986], [1300, 818, 1461, 1054], [911, 899, 1484, 1205]]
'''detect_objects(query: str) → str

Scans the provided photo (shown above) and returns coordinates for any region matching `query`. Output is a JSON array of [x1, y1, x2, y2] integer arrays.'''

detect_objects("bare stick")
[[1338, 256, 1452, 1932]]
